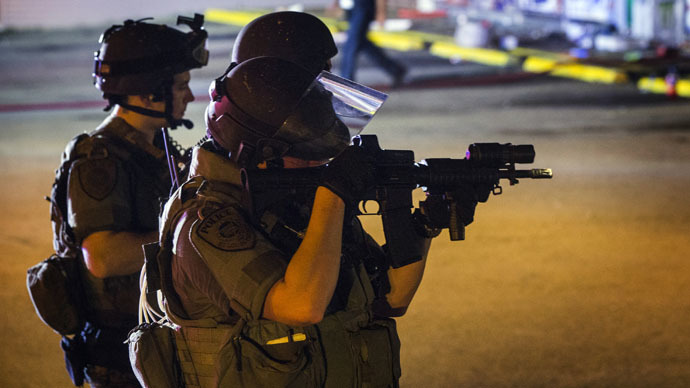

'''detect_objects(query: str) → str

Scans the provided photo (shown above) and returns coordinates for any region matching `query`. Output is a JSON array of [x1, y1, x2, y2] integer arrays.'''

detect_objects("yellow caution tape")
[[523, 55, 629, 84], [429, 41, 514, 67], [676, 80, 690, 97], [522, 56, 559, 73], [638, 77, 690, 97], [550, 63, 628, 84], [368, 30, 425, 51], [637, 77, 668, 94]]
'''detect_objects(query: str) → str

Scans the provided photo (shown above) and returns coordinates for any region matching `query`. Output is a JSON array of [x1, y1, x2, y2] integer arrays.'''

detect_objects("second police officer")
[[57, 15, 207, 387]]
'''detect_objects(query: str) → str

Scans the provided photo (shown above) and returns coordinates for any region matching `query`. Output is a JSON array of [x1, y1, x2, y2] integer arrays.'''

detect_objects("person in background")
[[339, 0, 408, 86]]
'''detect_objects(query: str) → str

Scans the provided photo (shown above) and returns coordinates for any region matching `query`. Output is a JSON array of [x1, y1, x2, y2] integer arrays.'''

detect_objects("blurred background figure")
[[338, 0, 408, 86]]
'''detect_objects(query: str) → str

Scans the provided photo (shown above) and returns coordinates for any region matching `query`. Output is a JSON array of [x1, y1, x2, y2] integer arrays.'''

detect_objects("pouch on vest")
[[215, 320, 319, 387], [127, 321, 184, 388], [356, 318, 402, 386], [26, 254, 84, 335]]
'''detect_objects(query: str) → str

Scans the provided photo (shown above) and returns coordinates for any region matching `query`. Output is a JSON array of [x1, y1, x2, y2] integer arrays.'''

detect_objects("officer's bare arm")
[[262, 186, 345, 326], [81, 230, 158, 278], [381, 239, 431, 316]]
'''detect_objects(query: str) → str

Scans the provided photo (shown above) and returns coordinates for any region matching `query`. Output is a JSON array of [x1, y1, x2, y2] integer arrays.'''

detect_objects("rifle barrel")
[[242, 163, 552, 192]]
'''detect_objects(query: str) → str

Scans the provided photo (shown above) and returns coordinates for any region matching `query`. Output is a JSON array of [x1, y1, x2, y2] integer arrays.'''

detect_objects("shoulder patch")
[[76, 158, 118, 200], [196, 206, 256, 251]]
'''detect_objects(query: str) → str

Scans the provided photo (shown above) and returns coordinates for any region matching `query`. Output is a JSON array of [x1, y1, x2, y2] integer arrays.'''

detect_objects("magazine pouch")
[[26, 254, 84, 335]]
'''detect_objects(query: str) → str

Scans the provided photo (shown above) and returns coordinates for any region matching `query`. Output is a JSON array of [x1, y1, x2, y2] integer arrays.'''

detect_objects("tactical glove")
[[321, 145, 376, 204]]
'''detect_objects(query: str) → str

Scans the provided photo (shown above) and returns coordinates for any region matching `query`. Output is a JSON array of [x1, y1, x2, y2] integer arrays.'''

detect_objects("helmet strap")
[[109, 85, 194, 130], [117, 100, 168, 119]]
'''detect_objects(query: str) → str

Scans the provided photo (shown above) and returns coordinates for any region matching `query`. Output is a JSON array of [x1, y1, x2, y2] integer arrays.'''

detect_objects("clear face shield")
[[272, 71, 388, 163], [315, 71, 388, 138]]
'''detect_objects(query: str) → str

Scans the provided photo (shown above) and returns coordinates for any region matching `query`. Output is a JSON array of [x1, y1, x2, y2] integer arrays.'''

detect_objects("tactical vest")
[[67, 120, 171, 332], [33, 117, 180, 387], [57, 119, 173, 378], [154, 176, 402, 388]]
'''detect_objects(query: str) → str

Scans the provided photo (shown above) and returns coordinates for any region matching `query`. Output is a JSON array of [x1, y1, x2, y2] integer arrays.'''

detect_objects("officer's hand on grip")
[[321, 146, 376, 205]]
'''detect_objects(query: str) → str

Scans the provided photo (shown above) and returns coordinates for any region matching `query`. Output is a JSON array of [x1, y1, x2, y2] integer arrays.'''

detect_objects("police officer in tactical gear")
[[146, 51, 433, 386], [56, 15, 207, 387]]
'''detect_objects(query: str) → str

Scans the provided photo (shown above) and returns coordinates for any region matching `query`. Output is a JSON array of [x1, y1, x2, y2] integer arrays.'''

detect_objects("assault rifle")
[[241, 134, 552, 268]]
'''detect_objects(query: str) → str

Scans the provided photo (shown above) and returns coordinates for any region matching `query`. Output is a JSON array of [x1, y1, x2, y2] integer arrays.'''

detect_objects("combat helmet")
[[231, 11, 337, 75], [93, 14, 209, 129]]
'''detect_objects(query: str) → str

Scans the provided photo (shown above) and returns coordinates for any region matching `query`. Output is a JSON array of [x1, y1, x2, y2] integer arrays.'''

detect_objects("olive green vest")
[[155, 177, 401, 388], [69, 118, 170, 331]]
